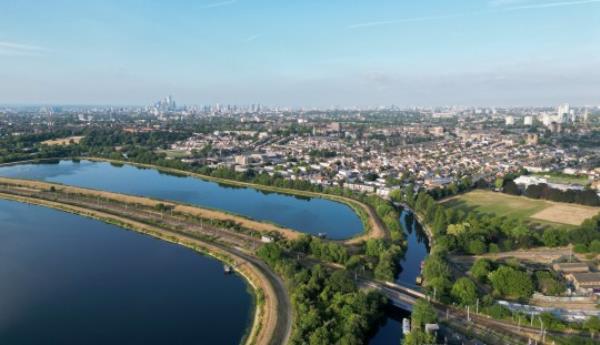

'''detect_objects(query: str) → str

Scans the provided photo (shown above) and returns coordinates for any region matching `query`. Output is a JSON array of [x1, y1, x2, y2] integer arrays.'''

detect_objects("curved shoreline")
[[84, 157, 386, 241], [1, 157, 388, 243], [0, 187, 291, 345]]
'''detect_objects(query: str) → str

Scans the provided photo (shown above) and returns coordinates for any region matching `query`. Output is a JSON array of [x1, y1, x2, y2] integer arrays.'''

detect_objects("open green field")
[[532, 172, 590, 186], [156, 149, 191, 159], [442, 190, 600, 226]]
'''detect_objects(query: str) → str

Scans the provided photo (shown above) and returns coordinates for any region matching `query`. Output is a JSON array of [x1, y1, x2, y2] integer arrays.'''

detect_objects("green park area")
[[442, 190, 599, 227], [532, 172, 590, 186]]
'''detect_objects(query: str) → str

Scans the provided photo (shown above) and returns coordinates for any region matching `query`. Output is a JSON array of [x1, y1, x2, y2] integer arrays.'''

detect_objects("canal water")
[[369, 209, 429, 345], [0, 199, 253, 344], [0, 160, 363, 239]]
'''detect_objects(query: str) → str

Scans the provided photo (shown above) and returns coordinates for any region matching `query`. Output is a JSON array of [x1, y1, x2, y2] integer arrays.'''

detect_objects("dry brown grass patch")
[[42, 136, 84, 146], [530, 203, 600, 226]]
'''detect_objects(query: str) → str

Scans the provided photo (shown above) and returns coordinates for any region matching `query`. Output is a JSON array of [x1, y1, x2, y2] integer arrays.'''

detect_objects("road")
[[232, 247, 292, 345]]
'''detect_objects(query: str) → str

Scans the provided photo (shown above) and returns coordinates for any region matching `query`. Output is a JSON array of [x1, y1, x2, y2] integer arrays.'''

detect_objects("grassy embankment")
[[0, 179, 282, 345]]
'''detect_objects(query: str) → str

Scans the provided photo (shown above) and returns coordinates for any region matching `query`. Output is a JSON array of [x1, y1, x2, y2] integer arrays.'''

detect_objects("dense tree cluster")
[[0, 129, 82, 163], [288, 235, 349, 265], [534, 271, 566, 296], [403, 300, 437, 345], [363, 238, 404, 281], [257, 242, 387, 345], [488, 265, 534, 299], [503, 179, 600, 206]]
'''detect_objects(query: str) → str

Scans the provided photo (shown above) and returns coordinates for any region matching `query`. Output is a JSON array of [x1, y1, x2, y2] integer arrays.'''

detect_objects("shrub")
[[470, 259, 491, 282], [451, 277, 478, 306]]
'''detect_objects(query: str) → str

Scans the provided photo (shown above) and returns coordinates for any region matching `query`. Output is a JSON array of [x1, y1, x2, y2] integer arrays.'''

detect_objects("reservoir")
[[0, 199, 253, 345], [0, 160, 363, 239]]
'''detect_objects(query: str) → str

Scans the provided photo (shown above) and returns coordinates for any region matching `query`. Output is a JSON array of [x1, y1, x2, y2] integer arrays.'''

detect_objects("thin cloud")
[[347, 0, 600, 29], [504, 0, 600, 10], [199, 0, 237, 9], [245, 34, 261, 42], [0, 41, 46, 56], [347, 13, 472, 29], [489, 0, 535, 6]]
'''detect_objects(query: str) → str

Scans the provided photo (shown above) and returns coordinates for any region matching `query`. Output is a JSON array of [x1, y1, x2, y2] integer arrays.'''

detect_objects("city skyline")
[[1, 0, 599, 106]]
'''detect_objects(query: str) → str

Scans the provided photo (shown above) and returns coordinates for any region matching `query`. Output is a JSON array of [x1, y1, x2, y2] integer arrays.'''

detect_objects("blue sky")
[[1, 0, 599, 106]]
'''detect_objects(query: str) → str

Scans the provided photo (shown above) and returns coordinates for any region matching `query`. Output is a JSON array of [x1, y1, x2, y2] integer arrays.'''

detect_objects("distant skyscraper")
[[558, 103, 570, 123], [524, 116, 533, 126], [152, 95, 177, 112], [569, 110, 577, 123], [505, 115, 515, 126]]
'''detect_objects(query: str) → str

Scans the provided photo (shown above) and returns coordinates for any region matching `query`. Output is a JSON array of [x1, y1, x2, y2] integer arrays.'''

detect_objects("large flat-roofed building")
[[553, 262, 590, 274], [566, 272, 600, 294]]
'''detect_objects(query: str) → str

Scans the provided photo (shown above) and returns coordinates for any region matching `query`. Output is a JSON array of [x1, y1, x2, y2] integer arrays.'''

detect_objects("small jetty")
[[223, 264, 233, 274], [402, 318, 411, 335]]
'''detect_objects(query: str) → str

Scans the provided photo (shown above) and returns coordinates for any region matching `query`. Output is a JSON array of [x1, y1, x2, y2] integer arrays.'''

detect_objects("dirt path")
[[451, 246, 599, 266], [0, 176, 301, 241]]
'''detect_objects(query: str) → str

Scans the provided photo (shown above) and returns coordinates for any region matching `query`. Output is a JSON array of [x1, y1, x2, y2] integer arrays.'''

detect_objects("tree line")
[[503, 179, 600, 206]]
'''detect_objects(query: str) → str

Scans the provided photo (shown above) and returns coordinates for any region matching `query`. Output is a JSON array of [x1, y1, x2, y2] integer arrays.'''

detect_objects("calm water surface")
[[369, 209, 429, 345], [0, 160, 363, 239], [0, 199, 253, 345]]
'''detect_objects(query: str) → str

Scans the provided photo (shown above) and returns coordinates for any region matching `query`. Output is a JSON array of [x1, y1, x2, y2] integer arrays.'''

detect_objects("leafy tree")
[[403, 329, 435, 345], [365, 238, 387, 258], [447, 223, 470, 237], [488, 243, 500, 253], [584, 316, 600, 337], [466, 239, 487, 255], [451, 277, 478, 306], [257, 243, 283, 266], [503, 180, 521, 195], [422, 254, 452, 298], [488, 266, 533, 299], [574, 243, 589, 253], [374, 251, 397, 281], [589, 240, 600, 253], [470, 259, 491, 282], [542, 228, 569, 247], [411, 300, 437, 329], [534, 271, 565, 295], [482, 303, 512, 319], [431, 209, 448, 236]]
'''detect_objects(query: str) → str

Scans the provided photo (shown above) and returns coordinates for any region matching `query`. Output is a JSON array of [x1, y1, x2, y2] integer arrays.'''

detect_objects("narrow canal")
[[369, 208, 430, 345]]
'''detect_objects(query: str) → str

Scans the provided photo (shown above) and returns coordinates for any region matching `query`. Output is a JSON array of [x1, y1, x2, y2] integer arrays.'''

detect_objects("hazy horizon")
[[1, 0, 599, 106]]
